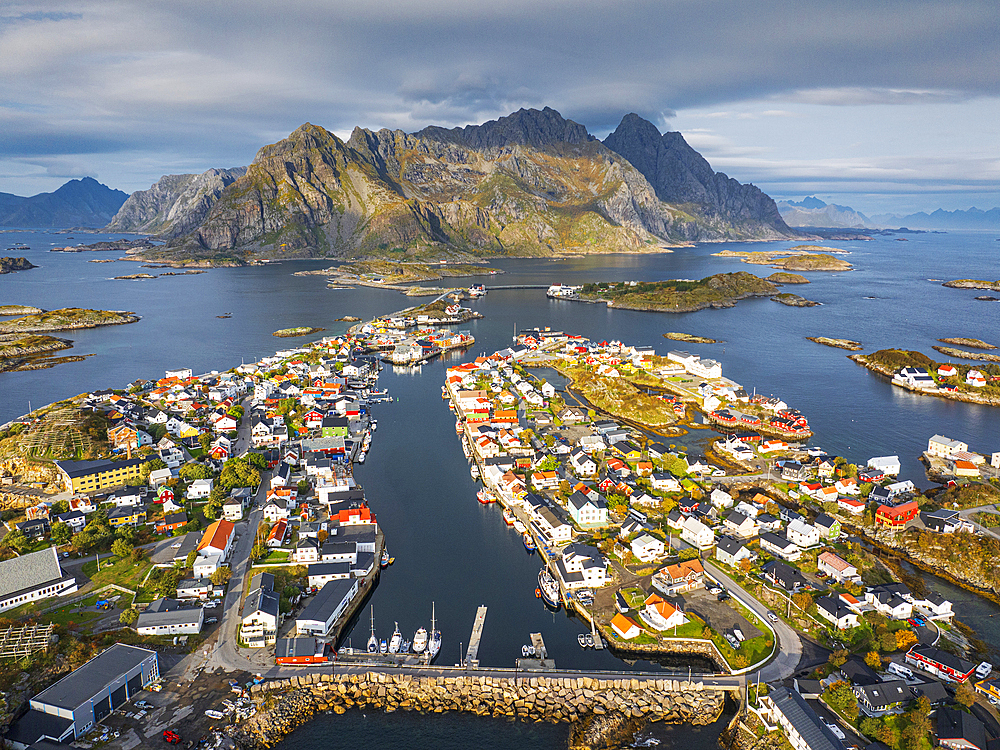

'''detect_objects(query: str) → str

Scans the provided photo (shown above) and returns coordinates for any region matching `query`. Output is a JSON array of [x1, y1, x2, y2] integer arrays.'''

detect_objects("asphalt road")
[[703, 560, 803, 681]]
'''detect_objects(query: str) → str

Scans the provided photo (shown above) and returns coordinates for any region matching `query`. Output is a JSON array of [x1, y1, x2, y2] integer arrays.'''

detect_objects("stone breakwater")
[[233, 672, 729, 750]]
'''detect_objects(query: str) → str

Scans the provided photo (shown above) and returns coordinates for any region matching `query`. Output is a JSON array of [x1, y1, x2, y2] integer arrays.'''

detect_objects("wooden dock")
[[516, 632, 556, 670], [465, 605, 488, 668]]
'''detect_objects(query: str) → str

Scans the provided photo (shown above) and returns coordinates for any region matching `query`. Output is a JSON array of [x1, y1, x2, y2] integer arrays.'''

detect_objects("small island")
[[663, 332, 719, 344], [807, 337, 863, 351], [714, 245, 853, 271], [273, 326, 325, 338], [577, 272, 778, 313], [0, 335, 86, 372], [766, 272, 810, 284], [937, 337, 995, 350], [0, 257, 37, 274], [943, 279, 1000, 291], [114, 273, 157, 280], [0, 308, 140, 335], [850, 349, 1000, 406], [772, 293, 820, 307], [297, 260, 501, 286], [932, 346, 1000, 363]]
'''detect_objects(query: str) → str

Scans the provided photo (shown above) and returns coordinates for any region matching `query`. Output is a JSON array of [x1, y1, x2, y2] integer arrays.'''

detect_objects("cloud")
[[0, 0, 997, 212]]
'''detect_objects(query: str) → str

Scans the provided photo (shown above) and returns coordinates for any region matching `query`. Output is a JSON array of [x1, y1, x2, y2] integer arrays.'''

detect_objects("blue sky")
[[1, 0, 997, 215]]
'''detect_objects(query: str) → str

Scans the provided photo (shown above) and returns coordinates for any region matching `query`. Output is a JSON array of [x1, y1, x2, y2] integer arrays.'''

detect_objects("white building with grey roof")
[[0, 547, 78, 613]]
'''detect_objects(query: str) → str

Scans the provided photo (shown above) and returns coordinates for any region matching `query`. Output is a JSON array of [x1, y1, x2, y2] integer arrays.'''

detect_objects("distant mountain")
[[869, 207, 1000, 231], [776, 196, 875, 229], [106, 167, 247, 238], [0, 178, 127, 228], [603, 113, 796, 238], [116, 107, 803, 264]]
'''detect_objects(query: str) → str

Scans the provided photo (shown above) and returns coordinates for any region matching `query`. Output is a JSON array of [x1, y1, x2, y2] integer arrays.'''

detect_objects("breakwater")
[[234, 671, 730, 749]]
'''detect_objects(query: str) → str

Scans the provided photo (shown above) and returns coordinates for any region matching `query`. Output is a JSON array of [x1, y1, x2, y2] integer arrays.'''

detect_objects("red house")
[[156, 511, 188, 534], [276, 637, 328, 665], [905, 645, 976, 682], [875, 499, 919, 529]]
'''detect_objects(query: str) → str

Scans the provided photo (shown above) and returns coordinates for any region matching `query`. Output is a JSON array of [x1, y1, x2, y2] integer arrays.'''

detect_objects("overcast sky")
[[1, 0, 998, 214]]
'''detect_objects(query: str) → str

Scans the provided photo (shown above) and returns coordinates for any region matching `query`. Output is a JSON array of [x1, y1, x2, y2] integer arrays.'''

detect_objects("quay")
[[464, 605, 488, 668]]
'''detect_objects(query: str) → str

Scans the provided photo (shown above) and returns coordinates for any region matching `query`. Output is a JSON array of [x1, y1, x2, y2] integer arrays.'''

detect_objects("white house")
[[867, 455, 901, 476], [556, 543, 607, 590], [927, 435, 968, 459], [817, 551, 860, 583], [651, 473, 682, 492], [187, 478, 213, 499], [569, 449, 598, 476], [715, 537, 753, 568], [722, 510, 759, 539], [136, 598, 204, 635], [631, 533, 665, 563], [680, 516, 714, 550], [710, 488, 734, 509], [786, 519, 821, 549], [641, 594, 688, 631], [815, 596, 860, 630], [759, 532, 801, 561], [567, 491, 609, 528]]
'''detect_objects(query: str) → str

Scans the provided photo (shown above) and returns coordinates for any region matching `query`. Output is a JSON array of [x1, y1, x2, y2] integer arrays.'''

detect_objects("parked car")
[[206, 617, 218, 624]]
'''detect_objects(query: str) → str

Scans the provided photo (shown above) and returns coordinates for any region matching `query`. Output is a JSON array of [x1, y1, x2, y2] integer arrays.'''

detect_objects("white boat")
[[512, 519, 527, 534], [389, 622, 402, 653], [366, 606, 378, 653], [371, 420, 378, 431], [205, 709, 225, 719], [412, 627, 428, 653], [470, 464, 480, 479], [428, 602, 441, 660], [380, 639, 388, 653], [357, 451, 366, 463]]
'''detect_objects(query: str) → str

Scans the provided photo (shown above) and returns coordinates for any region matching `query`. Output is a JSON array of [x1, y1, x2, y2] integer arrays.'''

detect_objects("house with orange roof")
[[640, 593, 688, 630], [651, 559, 705, 596], [197, 519, 236, 560], [611, 613, 642, 640]]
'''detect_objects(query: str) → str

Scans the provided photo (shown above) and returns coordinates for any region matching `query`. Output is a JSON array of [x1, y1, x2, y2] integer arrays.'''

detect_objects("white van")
[[887, 662, 913, 680]]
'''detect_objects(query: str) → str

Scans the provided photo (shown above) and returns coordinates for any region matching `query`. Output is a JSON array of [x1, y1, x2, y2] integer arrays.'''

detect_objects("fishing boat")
[[428, 602, 442, 660], [470, 464, 480, 479], [371, 419, 377, 431], [366, 606, 378, 653], [537, 568, 561, 609], [512, 518, 527, 534], [412, 627, 428, 653], [522, 532, 537, 552], [461, 439, 470, 459], [379, 639, 388, 654], [502, 507, 515, 526], [357, 451, 366, 463], [381, 549, 390, 568], [389, 623, 402, 653], [455, 419, 463, 434], [476, 488, 495, 504]]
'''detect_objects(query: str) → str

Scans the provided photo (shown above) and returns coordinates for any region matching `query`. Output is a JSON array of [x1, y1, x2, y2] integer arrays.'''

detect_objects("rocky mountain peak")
[[417, 106, 594, 150], [603, 113, 795, 235]]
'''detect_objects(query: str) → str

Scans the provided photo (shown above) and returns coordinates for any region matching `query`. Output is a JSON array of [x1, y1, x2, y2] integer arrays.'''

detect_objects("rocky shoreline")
[[942, 279, 1000, 291], [0, 308, 140, 335], [0, 257, 36, 274], [232, 672, 729, 750], [806, 337, 863, 351], [771, 293, 819, 307], [931, 346, 1000, 362], [848, 353, 1000, 406]]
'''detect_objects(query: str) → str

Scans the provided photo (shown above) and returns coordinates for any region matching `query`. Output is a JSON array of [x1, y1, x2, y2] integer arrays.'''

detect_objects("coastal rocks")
[[771, 293, 819, 307], [715, 247, 852, 272], [0, 257, 36, 274], [975, 296, 1000, 301], [273, 327, 325, 338], [931, 346, 1000, 362], [937, 337, 996, 350], [663, 332, 720, 344], [233, 673, 728, 750], [0, 308, 140, 335], [766, 272, 809, 284], [806, 337, 863, 351], [113, 273, 157, 280], [943, 279, 1000, 291], [0, 306, 43, 316]]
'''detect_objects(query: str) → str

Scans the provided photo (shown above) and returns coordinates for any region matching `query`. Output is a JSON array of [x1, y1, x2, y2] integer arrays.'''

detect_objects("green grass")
[[260, 550, 290, 564], [82, 556, 153, 591]]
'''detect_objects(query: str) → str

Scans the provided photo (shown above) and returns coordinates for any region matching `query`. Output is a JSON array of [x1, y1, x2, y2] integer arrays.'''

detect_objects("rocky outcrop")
[[123, 108, 799, 263], [0, 257, 36, 274], [943, 279, 1000, 291], [603, 114, 798, 239], [0, 177, 127, 228], [106, 167, 247, 237], [233, 672, 728, 750]]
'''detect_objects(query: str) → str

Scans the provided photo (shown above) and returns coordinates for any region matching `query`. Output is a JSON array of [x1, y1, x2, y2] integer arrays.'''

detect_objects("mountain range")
[[106, 108, 800, 262], [0, 177, 127, 228], [778, 196, 1000, 231]]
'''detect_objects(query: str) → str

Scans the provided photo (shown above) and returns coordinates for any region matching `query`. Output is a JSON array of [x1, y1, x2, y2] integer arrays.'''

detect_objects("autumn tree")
[[823, 680, 858, 721], [828, 649, 849, 668], [895, 629, 918, 651], [210, 567, 232, 586], [865, 651, 882, 669], [120, 608, 138, 626], [792, 592, 813, 611], [111, 538, 133, 559], [955, 680, 977, 708]]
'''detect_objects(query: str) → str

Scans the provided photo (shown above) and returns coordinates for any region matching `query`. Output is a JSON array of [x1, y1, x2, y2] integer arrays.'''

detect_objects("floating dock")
[[516, 632, 556, 671]]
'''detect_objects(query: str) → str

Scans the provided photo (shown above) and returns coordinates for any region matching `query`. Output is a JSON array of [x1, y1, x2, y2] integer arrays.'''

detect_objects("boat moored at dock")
[[537, 568, 561, 609]]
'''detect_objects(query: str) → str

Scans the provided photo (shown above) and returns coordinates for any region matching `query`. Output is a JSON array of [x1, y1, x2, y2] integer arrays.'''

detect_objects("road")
[[958, 503, 1000, 542], [703, 561, 803, 681]]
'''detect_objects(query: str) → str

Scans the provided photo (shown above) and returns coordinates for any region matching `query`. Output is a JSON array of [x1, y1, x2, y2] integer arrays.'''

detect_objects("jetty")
[[464, 605, 488, 668]]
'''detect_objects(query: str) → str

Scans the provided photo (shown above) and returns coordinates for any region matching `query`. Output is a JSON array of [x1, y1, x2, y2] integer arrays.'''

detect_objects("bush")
[[823, 680, 859, 721]]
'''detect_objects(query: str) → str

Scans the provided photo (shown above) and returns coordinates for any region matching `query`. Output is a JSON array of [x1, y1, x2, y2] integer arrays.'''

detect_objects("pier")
[[464, 605, 488, 668]]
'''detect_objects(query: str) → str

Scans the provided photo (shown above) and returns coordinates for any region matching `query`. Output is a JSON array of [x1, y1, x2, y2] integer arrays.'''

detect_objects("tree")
[[140, 458, 167, 482], [251, 543, 267, 560], [297, 479, 310, 495], [3, 528, 29, 552], [148, 423, 167, 442], [828, 648, 849, 668], [245, 452, 266, 471], [198, 432, 213, 452], [180, 462, 213, 481], [823, 680, 859, 721], [739, 557, 752, 574], [955, 680, 977, 708], [120, 608, 138, 626], [210, 567, 232, 586], [111, 538, 134, 559], [864, 651, 881, 669], [895, 629, 918, 651], [50, 521, 72, 545], [879, 630, 897, 652], [185, 550, 198, 569], [51, 499, 69, 514], [130, 546, 145, 562], [792, 592, 813, 611]]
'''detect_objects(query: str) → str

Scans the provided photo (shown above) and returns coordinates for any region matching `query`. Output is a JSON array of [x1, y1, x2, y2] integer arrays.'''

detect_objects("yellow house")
[[108, 505, 147, 528], [55, 457, 150, 494]]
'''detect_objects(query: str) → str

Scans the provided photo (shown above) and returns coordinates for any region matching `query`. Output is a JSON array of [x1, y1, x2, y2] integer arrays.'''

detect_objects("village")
[[1, 306, 1000, 750], [443, 325, 1000, 750]]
